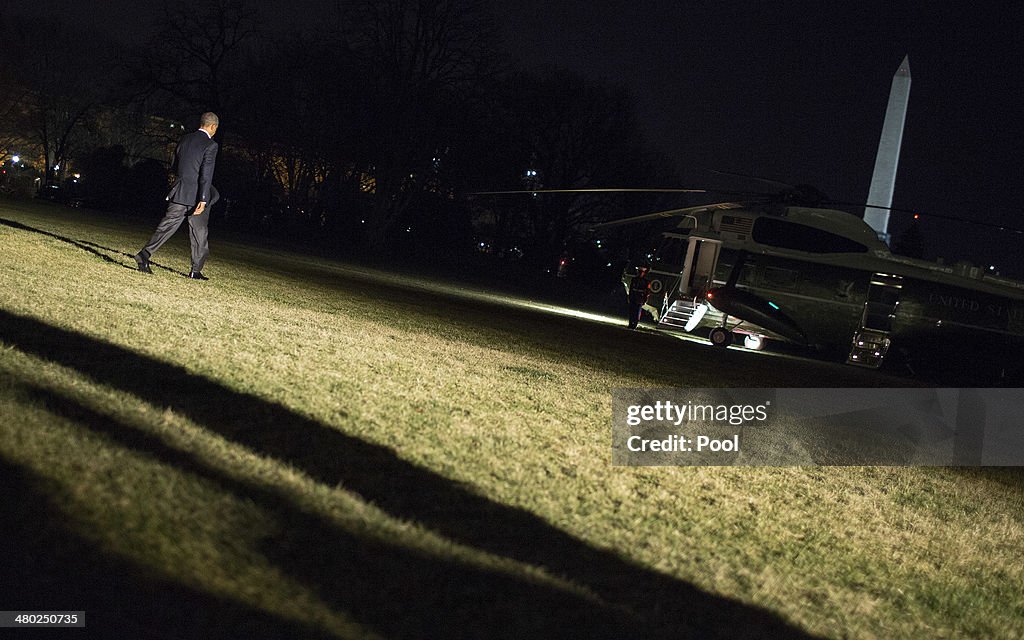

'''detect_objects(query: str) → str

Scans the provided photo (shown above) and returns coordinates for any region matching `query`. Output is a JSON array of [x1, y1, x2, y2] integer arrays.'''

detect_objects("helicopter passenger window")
[[751, 218, 868, 254]]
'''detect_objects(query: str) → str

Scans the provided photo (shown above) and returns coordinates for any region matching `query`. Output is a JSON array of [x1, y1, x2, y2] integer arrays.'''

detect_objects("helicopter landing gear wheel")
[[709, 327, 733, 347], [743, 334, 765, 351]]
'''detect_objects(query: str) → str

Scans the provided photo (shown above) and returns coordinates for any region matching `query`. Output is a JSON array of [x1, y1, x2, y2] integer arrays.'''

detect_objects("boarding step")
[[658, 299, 709, 332], [847, 272, 903, 368], [846, 329, 891, 368]]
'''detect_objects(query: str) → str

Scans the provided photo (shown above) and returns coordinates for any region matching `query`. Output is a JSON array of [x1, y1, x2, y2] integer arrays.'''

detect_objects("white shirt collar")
[[199, 128, 212, 138]]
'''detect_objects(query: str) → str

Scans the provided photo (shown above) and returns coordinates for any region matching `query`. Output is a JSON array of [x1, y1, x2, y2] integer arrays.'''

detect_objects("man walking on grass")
[[135, 111, 219, 280]]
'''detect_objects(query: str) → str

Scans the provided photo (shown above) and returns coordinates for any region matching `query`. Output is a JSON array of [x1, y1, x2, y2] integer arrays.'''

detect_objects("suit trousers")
[[140, 202, 210, 272]]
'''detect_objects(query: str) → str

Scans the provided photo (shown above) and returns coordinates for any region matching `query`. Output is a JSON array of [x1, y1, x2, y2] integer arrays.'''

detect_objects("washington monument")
[[864, 55, 911, 242]]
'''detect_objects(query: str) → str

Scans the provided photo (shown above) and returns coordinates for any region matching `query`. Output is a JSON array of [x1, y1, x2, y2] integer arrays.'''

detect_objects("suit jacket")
[[166, 129, 218, 206]]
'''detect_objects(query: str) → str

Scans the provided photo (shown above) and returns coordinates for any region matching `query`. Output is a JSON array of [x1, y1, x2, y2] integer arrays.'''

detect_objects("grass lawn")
[[1, 198, 1022, 639]]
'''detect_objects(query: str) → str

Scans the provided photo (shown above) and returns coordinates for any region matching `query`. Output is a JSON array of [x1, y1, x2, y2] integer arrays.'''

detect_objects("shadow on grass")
[[0, 217, 188, 276], [8, 381, 651, 639], [0, 309, 820, 639], [0, 454, 336, 640], [941, 467, 1024, 510]]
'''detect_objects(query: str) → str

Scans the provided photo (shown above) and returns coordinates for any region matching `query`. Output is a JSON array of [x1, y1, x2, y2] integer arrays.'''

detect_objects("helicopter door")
[[658, 236, 722, 332], [678, 236, 722, 299], [847, 273, 903, 368]]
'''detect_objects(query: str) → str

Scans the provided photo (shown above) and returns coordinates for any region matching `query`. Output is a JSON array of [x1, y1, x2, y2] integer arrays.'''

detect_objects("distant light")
[[989, 265, 996, 271], [768, 301, 779, 310], [54, 164, 60, 170], [73, 173, 81, 179], [606, 262, 612, 267], [361, 219, 365, 224], [913, 213, 920, 220], [11, 155, 19, 163]]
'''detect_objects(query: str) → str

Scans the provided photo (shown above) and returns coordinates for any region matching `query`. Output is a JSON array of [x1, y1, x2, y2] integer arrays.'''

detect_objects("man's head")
[[199, 111, 219, 136]]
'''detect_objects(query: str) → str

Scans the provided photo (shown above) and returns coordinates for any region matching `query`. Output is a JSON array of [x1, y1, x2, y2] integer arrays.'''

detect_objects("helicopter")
[[474, 183, 1024, 384]]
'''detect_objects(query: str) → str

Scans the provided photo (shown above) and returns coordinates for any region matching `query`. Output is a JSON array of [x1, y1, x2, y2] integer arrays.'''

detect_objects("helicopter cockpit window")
[[651, 236, 686, 269], [752, 218, 868, 254]]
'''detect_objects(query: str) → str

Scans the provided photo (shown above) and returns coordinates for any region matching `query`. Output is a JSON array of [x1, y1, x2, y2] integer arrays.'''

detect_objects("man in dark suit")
[[135, 112, 220, 280]]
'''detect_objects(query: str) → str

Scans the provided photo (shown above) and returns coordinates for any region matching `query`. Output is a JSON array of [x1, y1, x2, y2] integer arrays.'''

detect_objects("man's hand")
[[193, 201, 206, 216]]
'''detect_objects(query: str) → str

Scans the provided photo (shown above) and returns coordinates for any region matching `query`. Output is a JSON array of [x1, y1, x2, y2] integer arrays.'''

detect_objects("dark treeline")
[[1, 0, 681, 290]]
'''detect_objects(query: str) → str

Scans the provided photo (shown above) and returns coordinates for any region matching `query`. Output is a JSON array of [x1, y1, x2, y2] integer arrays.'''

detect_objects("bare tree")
[[87, 108, 179, 168], [0, 11, 24, 163], [126, 0, 258, 121], [349, 0, 500, 247], [491, 68, 665, 267], [1, 16, 112, 188], [0, 65, 30, 164]]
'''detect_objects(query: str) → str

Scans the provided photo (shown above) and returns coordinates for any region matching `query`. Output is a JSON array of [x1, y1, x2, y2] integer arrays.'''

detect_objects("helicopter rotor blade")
[[825, 200, 915, 213], [588, 201, 747, 230], [824, 201, 1024, 235], [707, 170, 795, 191], [471, 188, 710, 196], [905, 211, 1024, 235]]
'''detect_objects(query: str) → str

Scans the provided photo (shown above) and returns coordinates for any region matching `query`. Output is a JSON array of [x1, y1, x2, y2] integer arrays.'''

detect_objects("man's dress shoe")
[[135, 254, 152, 274]]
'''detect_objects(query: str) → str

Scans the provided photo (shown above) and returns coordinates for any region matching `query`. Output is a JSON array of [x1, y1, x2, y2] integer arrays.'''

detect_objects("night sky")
[[490, 3, 1024, 246], [12, 1, 1024, 268]]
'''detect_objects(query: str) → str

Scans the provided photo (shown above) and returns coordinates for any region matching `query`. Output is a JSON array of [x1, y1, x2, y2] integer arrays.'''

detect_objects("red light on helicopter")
[[706, 291, 714, 299]]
